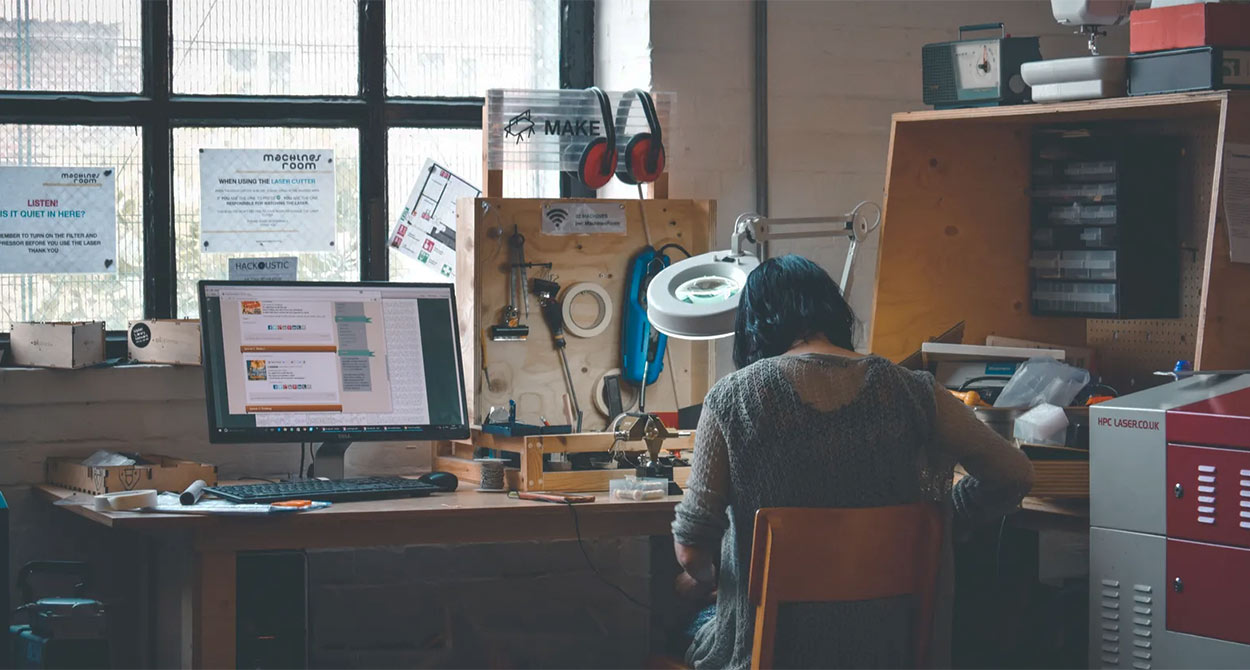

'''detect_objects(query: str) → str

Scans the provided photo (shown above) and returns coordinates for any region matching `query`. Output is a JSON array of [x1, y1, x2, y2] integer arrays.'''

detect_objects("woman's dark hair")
[[732, 254, 855, 369]]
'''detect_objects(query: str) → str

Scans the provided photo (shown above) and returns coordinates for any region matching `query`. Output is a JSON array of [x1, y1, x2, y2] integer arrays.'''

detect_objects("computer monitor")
[[199, 281, 469, 477]]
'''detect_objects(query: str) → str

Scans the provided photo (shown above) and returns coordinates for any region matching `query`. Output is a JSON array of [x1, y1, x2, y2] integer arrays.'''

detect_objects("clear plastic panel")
[[486, 89, 676, 171]]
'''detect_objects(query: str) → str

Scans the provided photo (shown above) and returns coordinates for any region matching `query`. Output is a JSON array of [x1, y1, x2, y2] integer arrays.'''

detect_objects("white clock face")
[[954, 41, 999, 90]]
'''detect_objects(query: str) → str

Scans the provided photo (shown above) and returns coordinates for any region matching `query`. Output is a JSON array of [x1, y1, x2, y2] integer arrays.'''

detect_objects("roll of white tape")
[[93, 489, 158, 512], [592, 367, 639, 417], [561, 282, 613, 338]]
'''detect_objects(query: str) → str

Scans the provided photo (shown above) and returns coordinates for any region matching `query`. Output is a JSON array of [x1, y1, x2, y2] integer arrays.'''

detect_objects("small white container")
[[1014, 403, 1070, 446], [610, 476, 668, 501]]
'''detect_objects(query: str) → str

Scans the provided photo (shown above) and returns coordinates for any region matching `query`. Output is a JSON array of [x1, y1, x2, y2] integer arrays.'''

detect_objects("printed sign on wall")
[[199, 148, 336, 253], [389, 159, 479, 279], [0, 166, 117, 274]]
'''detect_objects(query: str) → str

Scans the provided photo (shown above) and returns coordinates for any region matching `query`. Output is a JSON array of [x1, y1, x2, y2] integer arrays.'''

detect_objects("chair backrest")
[[747, 503, 944, 669]]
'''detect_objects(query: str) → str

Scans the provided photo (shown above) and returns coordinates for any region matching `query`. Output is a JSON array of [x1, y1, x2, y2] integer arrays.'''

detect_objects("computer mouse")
[[418, 471, 459, 492]]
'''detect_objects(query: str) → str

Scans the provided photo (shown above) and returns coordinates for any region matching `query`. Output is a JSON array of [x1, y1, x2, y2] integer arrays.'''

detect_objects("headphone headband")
[[617, 89, 663, 175], [588, 87, 615, 175]]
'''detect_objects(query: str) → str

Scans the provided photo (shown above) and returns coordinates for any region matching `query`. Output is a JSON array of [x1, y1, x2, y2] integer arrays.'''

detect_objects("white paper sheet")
[[388, 159, 479, 279], [1223, 142, 1250, 264], [0, 166, 117, 274], [199, 149, 336, 253]]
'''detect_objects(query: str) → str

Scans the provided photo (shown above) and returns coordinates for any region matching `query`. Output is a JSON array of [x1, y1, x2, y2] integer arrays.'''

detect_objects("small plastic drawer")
[[1033, 183, 1117, 204], [1032, 226, 1117, 249], [1033, 280, 1118, 315], [1030, 250, 1116, 280], [1062, 160, 1117, 182], [1059, 250, 1116, 280], [1077, 226, 1116, 248], [1045, 203, 1118, 226]]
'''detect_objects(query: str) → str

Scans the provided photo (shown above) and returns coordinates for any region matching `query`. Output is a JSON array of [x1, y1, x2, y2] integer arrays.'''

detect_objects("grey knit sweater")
[[672, 353, 1034, 669]]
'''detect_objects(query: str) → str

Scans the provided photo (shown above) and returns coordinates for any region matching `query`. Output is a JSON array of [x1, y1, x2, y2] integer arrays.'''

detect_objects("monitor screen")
[[199, 281, 468, 443]]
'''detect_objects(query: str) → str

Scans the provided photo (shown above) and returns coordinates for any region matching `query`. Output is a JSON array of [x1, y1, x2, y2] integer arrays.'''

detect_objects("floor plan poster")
[[389, 159, 479, 279], [199, 149, 336, 253], [0, 166, 117, 274]]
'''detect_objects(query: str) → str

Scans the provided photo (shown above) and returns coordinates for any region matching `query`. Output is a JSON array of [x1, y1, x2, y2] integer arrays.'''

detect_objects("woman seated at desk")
[[672, 255, 1034, 669]]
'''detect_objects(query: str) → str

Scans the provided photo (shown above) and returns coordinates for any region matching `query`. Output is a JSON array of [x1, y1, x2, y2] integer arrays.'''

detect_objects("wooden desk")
[[36, 484, 1086, 668], [36, 484, 680, 669]]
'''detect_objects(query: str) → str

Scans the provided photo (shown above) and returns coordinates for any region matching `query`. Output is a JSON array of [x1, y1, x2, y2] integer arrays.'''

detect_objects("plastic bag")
[[1013, 403, 1069, 446], [81, 450, 136, 467], [993, 357, 1090, 409]]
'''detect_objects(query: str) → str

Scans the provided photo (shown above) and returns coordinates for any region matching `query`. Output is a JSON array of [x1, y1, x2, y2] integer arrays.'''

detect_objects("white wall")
[[647, 0, 1128, 358]]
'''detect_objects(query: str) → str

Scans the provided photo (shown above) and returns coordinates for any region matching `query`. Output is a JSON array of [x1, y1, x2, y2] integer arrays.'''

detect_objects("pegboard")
[[454, 197, 715, 430], [1087, 117, 1215, 392]]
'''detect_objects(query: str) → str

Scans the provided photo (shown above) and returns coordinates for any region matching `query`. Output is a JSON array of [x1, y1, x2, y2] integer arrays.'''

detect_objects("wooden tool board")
[[455, 198, 715, 429]]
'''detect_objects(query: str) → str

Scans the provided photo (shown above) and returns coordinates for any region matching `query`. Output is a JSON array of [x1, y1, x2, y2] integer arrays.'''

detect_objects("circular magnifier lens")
[[675, 275, 741, 304]]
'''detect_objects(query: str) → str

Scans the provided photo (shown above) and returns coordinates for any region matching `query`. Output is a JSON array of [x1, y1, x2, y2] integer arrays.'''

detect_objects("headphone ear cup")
[[623, 133, 666, 184], [578, 137, 616, 190], [615, 134, 642, 185]]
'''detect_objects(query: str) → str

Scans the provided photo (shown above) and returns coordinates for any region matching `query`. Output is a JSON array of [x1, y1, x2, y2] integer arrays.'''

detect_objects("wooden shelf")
[[870, 90, 1250, 389]]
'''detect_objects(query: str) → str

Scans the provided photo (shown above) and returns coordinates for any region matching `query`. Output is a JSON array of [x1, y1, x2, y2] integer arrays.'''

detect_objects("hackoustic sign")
[[0, 166, 117, 274]]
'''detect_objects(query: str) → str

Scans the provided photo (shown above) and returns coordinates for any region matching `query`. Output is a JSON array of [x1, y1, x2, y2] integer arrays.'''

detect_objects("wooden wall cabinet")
[[870, 91, 1250, 391]]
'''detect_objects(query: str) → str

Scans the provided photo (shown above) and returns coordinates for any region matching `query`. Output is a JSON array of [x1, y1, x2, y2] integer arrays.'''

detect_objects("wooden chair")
[[747, 504, 944, 669]]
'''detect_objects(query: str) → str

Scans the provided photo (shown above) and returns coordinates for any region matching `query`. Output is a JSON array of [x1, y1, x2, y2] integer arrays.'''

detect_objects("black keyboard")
[[206, 477, 441, 504]]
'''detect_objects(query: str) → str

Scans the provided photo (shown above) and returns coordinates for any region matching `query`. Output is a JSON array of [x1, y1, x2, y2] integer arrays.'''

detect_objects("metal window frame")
[[0, 0, 588, 355]]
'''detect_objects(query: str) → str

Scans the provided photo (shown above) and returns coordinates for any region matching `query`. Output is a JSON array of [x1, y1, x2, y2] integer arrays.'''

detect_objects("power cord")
[[564, 501, 652, 611]]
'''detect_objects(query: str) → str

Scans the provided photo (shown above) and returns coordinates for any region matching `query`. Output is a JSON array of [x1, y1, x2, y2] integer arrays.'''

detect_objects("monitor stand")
[[309, 440, 353, 480]]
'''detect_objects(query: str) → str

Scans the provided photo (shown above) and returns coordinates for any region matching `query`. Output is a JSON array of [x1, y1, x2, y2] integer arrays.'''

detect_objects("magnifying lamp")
[[645, 201, 881, 340]]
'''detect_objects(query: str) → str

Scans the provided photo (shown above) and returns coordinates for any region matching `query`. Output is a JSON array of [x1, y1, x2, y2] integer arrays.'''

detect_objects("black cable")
[[298, 442, 306, 480], [237, 476, 279, 484], [994, 516, 1008, 585], [565, 502, 652, 611], [658, 243, 692, 259]]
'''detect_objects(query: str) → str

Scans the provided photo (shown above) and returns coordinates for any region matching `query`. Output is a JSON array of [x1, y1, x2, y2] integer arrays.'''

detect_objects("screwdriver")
[[532, 277, 583, 432]]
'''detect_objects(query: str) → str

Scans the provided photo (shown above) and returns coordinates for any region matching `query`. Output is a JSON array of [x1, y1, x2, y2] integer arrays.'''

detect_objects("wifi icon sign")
[[547, 207, 569, 227]]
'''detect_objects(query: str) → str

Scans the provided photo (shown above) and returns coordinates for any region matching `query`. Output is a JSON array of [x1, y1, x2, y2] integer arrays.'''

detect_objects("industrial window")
[[0, 0, 590, 337]]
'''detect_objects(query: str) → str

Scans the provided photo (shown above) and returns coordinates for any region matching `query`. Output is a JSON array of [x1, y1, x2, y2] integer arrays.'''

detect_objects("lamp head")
[[645, 250, 759, 340]]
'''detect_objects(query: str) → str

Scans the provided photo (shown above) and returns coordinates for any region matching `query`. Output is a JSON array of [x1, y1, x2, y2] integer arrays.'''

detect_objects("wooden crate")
[[47, 454, 218, 495], [871, 91, 1250, 392], [433, 428, 695, 493]]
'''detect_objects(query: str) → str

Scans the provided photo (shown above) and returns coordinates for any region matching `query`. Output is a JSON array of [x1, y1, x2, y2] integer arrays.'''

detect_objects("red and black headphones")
[[577, 87, 618, 190], [615, 89, 666, 185]]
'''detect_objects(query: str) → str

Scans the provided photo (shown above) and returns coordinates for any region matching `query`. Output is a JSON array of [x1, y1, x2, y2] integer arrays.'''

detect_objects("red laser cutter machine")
[[1090, 373, 1250, 669]]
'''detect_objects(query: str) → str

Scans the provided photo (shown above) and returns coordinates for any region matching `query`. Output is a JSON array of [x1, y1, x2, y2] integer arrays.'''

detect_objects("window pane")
[[0, 125, 144, 329], [386, 0, 558, 97], [174, 127, 360, 318], [172, 0, 358, 95], [387, 128, 555, 282], [0, 1, 141, 92]]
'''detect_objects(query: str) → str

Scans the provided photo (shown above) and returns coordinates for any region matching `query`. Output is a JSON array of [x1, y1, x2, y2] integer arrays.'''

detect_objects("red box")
[[1130, 3, 1250, 54]]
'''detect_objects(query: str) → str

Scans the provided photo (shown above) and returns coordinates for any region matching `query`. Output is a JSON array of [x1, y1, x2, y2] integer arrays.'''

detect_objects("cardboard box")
[[46, 454, 217, 495], [128, 319, 201, 365], [1131, 3, 1250, 53], [10, 322, 105, 369]]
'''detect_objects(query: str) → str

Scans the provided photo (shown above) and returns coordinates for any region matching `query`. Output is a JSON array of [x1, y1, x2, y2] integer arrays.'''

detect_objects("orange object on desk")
[[271, 499, 315, 508]]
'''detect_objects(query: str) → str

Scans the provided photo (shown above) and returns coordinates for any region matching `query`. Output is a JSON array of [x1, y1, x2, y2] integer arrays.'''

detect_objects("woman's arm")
[[932, 380, 1035, 523], [671, 397, 731, 585]]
